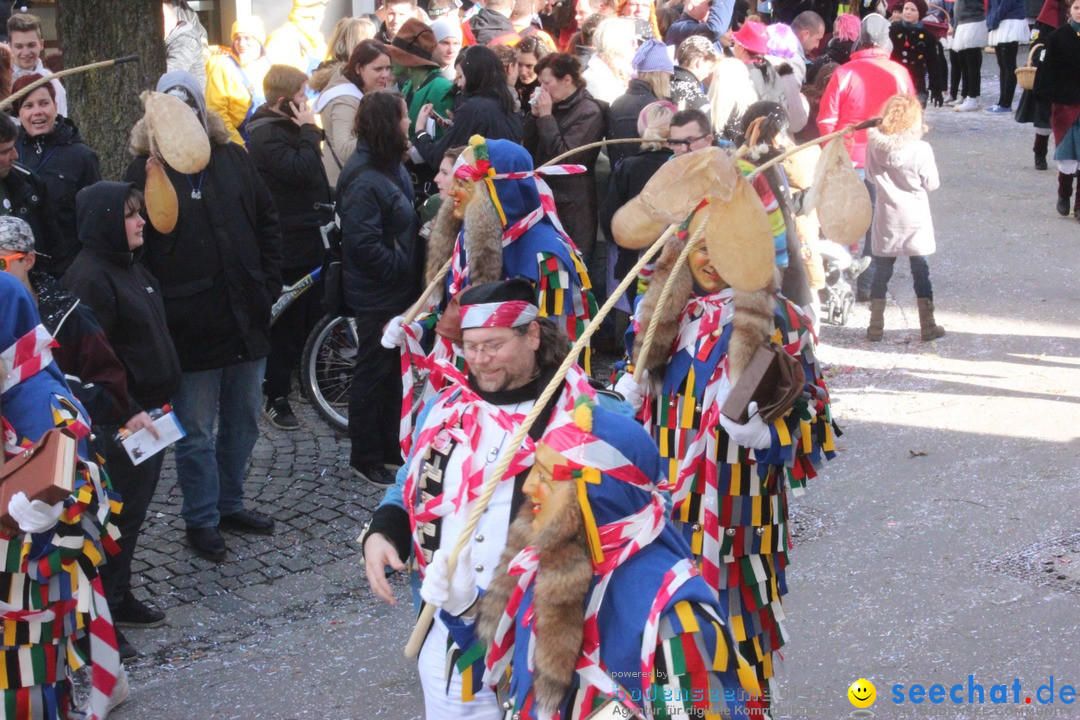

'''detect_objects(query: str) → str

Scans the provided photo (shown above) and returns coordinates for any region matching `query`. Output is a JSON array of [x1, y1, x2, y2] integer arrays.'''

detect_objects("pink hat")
[[732, 21, 769, 56]]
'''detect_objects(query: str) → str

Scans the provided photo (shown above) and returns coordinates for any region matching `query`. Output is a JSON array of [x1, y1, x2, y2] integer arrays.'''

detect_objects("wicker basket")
[[1016, 44, 1043, 91]]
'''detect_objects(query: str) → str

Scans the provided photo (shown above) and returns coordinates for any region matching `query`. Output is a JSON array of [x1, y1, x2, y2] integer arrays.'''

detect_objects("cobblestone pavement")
[[130, 398, 379, 610]]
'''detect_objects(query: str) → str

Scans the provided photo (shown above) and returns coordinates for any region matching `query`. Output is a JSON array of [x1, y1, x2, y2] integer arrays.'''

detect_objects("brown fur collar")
[[479, 498, 591, 714], [632, 234, 778, 381], [128, 110, 230, 158], [425, 200, 463, 287], [461, 184, 506, 285]]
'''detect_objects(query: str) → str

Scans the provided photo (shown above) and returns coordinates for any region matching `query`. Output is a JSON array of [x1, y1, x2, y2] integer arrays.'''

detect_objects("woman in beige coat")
[[313, 39, 392, 187], [865, 92, 944, 341]]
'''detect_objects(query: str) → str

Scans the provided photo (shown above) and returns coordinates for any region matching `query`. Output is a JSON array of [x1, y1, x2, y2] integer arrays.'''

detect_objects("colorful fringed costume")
[[399, 137, 595, 456], [0, 273, 122, 720], [441, 398, 762, 720], [628, 233, 835, 704]]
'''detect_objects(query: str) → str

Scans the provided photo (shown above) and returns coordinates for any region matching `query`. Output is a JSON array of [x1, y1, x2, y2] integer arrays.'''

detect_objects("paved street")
[[107, 65, 1080, 720]]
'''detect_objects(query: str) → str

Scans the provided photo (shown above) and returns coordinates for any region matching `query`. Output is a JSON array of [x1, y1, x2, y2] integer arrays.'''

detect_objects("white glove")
[[7, 492, 64, 534], [718, 401, 774, 450], [419, 546, 479, 616], [380, 316, 420, 349], [613, 371, 647, 412]]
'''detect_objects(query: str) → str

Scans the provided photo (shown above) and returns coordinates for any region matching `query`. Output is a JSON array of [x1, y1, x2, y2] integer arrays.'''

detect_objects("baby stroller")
[[818, 240, 870, 326]]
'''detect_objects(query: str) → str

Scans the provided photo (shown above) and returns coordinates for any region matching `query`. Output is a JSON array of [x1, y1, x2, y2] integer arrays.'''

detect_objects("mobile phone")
[[278, 99, 297, 118], [431, 109, 452, 127]]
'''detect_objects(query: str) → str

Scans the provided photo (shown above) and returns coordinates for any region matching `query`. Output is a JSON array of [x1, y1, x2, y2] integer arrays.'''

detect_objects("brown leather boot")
[[866, 298, 886, 341], [917, 297, 945, 340]]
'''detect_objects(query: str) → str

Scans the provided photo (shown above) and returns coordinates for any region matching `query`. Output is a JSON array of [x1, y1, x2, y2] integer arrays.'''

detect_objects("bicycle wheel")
[[301, 314, 357, 433]]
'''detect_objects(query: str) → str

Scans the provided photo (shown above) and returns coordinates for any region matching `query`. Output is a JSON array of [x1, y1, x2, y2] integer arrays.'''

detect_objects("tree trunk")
[[55, 1, 166, 180]]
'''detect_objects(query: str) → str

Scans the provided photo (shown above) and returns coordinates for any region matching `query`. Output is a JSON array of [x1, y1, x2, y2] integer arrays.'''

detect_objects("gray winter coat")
[[866, 126, 939, 257]]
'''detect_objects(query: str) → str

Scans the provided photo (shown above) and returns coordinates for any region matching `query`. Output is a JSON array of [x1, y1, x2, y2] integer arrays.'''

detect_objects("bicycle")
[[269, 204, 355, 433]]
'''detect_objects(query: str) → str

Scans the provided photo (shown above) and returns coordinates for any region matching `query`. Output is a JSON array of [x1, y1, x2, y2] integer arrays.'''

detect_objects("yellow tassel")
[[576, 475, 605, 566], [823, 420, 835, 452]]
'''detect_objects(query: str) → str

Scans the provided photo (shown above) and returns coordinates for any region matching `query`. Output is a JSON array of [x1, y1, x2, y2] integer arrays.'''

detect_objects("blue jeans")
[[870, 255, 933, 300], [172, 358, 265, 529], [856, 167, 878, 293]]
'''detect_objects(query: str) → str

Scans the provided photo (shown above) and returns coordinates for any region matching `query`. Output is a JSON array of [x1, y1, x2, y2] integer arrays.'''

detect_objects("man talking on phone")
[[247, 64, 333, 431]]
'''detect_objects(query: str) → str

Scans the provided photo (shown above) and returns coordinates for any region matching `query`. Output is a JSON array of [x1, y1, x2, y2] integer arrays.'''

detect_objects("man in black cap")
[[361, 278, 607, 718]]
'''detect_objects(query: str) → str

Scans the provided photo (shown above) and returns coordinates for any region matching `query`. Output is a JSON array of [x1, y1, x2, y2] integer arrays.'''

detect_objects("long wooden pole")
[[0, 55, 139, 111], [403, 222, 677, 658]]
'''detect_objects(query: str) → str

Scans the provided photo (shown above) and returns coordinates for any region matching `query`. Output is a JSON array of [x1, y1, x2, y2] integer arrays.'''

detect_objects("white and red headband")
[[459, 300, 539, 330]]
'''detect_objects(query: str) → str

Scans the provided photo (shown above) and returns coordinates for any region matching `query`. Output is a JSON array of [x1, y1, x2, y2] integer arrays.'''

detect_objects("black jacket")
[[889, 23, 947, 99], [600, 148, 673, 246], [414, 93, 524, 168], [125, 139, 283, 371], [62, 181, 181, 411], [606, 79, 661, 168], [246, 105, 332, 271], [336, 142, 423, 315], [671, 66, 709, 113], [523, 87, 606, 253], [1, 163, 64, 276], [31, 269, 131, 427], [1035, 23, 1080, 106], [16, 116, 102, 276]]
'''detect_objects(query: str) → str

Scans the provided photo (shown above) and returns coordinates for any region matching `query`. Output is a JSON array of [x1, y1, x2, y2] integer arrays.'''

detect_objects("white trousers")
[[418, 616, 502, 720]]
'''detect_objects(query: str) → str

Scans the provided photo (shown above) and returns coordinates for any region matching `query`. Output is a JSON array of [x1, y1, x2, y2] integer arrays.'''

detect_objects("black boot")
[[1075, 173, 1080, 222], [1057, 172, 1073, 216], [1033, 134, 1049, 171]]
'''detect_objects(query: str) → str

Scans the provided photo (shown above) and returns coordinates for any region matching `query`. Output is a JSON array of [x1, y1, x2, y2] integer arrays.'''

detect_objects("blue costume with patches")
[[442, 403, 761, 720]]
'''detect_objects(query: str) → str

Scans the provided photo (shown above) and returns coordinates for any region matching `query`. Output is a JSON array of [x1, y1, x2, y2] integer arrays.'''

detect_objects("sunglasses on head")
[[0, 252, 26, 271]]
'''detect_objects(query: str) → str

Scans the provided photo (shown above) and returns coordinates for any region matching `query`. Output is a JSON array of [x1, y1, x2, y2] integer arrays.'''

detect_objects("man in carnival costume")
[[362, 279, 604, 719], [380, 136, 595, 455], [421, 394, 766, 720], [0, 272, 125, 719], [613, 200, 836, 712]]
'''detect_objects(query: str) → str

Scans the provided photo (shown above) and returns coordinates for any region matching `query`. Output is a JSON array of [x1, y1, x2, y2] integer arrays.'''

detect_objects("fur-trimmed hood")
[[867, 123, 925, 153], [308, 60, 341, 94]]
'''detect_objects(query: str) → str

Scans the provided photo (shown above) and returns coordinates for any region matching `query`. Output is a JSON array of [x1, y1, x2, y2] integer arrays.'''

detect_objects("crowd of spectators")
[[0, 0, 1072, 714]]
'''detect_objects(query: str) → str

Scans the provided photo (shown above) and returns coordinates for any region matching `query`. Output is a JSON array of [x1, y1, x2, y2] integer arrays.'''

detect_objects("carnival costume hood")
[[463, 398, 758, 719], [1, 272, 91, 455], [439, 136, 588, 299]]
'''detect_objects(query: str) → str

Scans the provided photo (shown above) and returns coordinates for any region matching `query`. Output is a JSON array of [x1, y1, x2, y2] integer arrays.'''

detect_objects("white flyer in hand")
[[122, 412, 186, 466]]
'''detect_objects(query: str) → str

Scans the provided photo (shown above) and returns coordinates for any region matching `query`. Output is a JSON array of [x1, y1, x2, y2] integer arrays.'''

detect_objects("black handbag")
[[320, 222, 348, 317]]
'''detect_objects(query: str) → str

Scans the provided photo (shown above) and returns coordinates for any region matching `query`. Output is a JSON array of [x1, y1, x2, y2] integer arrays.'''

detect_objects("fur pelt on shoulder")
[[632, 233, 778, 382], [425, 200, 463, 286], [460, 183, 507, 286], [129, 110, 230, 158], [479, 497, 591, 714], [867, 124, 926, 154]]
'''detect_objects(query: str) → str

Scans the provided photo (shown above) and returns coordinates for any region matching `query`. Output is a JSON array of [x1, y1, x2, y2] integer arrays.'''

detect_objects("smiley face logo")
[[848, 678, 877, 708]]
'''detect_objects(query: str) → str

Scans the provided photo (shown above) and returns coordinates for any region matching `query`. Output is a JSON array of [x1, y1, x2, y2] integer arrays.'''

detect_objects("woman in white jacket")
[[313, 39, 392, 187], [865, 92, 945, 342]]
